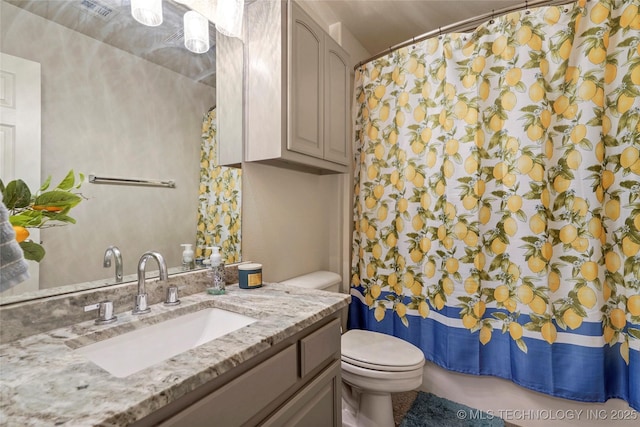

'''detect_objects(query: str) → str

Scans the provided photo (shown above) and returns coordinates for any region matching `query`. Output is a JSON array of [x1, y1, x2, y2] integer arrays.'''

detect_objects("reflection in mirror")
[[197, 107, 242, 263], [0, 0, 241, 304]]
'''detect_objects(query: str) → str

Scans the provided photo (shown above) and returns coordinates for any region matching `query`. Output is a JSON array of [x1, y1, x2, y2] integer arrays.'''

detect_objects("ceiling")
[[316, 0, 522, 55], [5, 0, 217, 86], [7, 0, 526, 84]]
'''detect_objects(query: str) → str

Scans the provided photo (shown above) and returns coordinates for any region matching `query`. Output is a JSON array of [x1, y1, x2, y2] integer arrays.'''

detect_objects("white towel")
[[0, 193, 30, 291]]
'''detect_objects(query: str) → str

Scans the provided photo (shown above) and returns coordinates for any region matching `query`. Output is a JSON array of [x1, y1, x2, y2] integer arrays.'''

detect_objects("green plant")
[[1, 170, 85, 262]]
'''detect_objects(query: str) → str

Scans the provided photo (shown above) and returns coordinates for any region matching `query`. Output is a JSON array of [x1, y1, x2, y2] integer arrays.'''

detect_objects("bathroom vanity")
[[0, 273, 350, 426]]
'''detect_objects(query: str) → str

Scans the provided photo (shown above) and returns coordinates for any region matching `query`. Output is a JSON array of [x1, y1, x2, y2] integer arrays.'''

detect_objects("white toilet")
[[280, 271, 426, 427]]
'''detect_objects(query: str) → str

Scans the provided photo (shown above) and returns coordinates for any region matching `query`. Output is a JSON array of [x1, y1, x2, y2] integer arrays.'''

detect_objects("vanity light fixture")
[[184, 10, 210, 54], [130, 0, 163, 27], [175, 0, 218, 24], [216, 0, 243, 39]]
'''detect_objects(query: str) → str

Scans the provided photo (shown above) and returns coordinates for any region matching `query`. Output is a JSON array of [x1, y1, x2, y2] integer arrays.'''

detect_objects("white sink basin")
[[75, 308, 257, 378]]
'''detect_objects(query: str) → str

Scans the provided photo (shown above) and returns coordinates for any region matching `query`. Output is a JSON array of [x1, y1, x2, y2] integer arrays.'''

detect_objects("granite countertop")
[[0, 283, 350, 426]]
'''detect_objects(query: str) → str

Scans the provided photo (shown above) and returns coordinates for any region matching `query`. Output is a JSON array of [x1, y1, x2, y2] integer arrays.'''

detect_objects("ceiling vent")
[[163, 29, 185, 46], [74, 0, 120, 21]]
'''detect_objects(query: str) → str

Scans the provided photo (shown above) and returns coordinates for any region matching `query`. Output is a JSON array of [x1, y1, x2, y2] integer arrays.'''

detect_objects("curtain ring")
[[489, 9, 495, 24], [525, 1, 531, 15], [438, 27, 442, 39]]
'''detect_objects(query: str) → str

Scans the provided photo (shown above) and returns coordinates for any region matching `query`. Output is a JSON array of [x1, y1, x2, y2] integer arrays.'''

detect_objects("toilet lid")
[[280, 271, 342, 290], [341, 329, 425, 371]]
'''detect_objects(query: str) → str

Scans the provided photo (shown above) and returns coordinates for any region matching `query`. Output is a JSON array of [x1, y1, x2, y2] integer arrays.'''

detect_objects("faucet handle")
[[164, 286, 181, 306], [84, 301, 117, 325]]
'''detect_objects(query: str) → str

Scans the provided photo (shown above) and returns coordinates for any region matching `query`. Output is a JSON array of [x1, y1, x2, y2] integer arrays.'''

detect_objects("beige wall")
[[242, 163, 345, 283], [1, 2, 215, 288]]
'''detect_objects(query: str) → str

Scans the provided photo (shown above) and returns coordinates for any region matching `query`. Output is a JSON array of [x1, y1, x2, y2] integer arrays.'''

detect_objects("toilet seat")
[[341, 354, 425, 372], [341, 329, 425, 372], [341, 359, 425, 380]]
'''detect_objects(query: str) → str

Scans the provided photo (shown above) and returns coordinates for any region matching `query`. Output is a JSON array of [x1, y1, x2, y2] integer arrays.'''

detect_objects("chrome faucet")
[[103, 246, 123, 283], [133, 251, 168, 315]]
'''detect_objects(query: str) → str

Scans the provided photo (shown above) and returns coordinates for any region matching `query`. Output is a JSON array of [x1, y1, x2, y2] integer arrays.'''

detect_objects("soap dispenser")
[[180, 244, 195, 271], [207, 246, 225, 295]]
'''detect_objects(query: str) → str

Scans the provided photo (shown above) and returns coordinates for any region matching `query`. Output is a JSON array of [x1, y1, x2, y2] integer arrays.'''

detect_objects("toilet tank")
[[280, 271, 342, 293]]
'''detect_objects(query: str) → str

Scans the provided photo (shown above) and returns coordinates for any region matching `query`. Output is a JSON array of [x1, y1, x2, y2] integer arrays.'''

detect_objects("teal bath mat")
[[399, 392, 505, 427]]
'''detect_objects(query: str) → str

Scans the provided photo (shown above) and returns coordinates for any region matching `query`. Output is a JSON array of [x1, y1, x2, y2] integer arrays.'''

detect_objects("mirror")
[[0, 0, 241, 304]]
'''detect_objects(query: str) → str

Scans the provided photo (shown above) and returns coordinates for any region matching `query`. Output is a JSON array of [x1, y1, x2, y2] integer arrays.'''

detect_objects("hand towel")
[[0, 193, 30, 291]]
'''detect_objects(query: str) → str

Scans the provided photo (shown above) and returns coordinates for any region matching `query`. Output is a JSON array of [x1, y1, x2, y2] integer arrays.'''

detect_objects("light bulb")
[[175, 0, 218, 24], [184, 10, 210, 54], [131, 0, 163, 27]]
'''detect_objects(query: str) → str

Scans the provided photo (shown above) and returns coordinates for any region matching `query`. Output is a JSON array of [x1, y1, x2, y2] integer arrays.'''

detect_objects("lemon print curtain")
[[349, 0, 640, 409], [196, 108, 242, 263]]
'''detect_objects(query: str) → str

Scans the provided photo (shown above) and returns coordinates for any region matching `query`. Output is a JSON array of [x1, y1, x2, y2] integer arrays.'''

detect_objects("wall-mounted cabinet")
[[216, 31, 244, 167], [245, 0, 350, 174]]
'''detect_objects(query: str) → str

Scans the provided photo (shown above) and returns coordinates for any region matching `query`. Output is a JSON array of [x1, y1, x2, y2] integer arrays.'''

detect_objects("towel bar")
[[88, 174, 175, 188]]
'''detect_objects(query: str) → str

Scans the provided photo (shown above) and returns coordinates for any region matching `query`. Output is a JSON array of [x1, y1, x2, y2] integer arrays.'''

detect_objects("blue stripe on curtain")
[[348, 292, 640, 409]]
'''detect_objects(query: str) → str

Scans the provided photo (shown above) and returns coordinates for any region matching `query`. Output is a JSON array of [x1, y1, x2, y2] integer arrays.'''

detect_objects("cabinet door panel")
[[262, 360, 341, 427], [300, 318, 340, 377], [288, 3, 324, 159], [159, 344, 297, 427], [324, 37, 350, 166]]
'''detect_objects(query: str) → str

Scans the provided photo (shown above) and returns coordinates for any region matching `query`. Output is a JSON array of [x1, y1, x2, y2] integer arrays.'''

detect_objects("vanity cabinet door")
[[261, 360, 341, 427]]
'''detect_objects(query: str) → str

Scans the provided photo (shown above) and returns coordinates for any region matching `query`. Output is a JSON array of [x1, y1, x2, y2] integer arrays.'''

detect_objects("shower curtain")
[[196, 107, 242, 263], [349, 0, 639, 409]]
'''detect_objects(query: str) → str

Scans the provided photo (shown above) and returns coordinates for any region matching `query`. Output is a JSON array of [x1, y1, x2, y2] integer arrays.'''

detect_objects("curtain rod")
[[354, 0, 581, 70]]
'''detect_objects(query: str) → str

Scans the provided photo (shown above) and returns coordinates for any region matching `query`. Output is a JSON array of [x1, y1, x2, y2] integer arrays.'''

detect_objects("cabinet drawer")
[[159, 344, 298, 427], [299, 319, 340, 377]]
